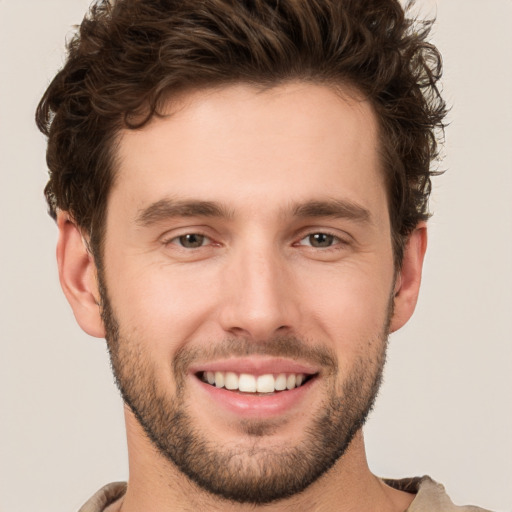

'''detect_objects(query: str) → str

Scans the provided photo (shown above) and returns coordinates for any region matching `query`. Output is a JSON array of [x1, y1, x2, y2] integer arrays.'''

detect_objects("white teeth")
[[224, 372, 238, 390], [275, 374, 287, 391], [239, 374, 256, 392], [256, 374, 275, 393], [214, 371, 225, 388], [202, 371, 309, 393]]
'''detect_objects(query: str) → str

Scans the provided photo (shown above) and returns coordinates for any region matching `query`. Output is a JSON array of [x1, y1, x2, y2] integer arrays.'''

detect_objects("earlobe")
[[389, 223, 428, 333], [56, 211, 106, 338]]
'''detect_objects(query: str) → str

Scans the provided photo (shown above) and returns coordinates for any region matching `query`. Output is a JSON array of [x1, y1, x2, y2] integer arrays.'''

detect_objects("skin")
[[57, 82, 427, 511]]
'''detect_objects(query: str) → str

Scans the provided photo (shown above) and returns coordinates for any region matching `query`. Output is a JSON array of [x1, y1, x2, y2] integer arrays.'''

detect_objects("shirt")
[[78, 476, 493, 511]]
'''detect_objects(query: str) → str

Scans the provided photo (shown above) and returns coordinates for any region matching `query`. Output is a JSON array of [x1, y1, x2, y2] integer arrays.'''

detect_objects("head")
[[38, 0, 446, 505]]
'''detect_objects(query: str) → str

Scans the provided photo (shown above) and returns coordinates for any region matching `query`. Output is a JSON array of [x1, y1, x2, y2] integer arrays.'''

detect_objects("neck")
[[119, 407, 414, 512]]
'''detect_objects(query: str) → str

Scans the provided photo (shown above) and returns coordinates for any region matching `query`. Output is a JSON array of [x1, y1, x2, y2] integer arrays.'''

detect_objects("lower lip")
[[193, 376, 317, 419]]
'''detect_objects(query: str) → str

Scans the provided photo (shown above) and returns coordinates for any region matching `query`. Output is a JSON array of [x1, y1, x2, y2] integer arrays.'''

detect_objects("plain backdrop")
[[0, 1, 511, 511]]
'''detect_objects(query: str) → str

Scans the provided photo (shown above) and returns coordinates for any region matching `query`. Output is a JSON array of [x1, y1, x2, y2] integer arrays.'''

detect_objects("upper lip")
[[189, 356, 319, 376]]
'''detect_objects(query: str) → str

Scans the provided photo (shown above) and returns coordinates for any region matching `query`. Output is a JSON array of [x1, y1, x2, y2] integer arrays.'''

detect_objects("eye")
[[298, 232, 340, 248], [169, 233, 211, 248]]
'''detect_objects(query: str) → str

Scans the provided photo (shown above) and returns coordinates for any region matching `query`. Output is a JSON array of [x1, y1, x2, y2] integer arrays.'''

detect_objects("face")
[[99, 83, 397, 503]]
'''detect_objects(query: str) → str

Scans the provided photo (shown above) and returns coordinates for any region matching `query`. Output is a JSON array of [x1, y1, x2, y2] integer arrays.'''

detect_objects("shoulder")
[[384, 476, 494, 512], [78, 482, 127, 512]]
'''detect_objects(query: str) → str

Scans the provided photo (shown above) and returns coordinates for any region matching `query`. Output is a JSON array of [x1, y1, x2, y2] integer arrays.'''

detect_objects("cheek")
[[105, 258, 219, 352], [299, 263, 393, 352]]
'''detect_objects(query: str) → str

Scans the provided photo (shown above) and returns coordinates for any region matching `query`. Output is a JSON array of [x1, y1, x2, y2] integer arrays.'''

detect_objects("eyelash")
[[162, 230, 348, 251], [162, 233, 213, 249], [296, 232, 346, 250]]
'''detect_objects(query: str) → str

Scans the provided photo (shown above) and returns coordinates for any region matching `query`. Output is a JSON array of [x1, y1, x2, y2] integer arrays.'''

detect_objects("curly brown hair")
[[36, 0, 447, 267]]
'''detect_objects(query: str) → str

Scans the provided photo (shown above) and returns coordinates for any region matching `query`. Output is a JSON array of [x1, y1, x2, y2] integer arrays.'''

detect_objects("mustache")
[[172, 335, 339, 377]]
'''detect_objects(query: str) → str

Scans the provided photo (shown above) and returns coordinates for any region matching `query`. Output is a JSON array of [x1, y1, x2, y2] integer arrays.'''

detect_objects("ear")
[[389, 222, 428, 333], [56, 211, 106, 338]]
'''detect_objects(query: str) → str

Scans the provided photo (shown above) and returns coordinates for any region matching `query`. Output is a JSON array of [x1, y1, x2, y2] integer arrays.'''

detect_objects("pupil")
[[180, 234, 204, 248], [310, 233, 333, 247]]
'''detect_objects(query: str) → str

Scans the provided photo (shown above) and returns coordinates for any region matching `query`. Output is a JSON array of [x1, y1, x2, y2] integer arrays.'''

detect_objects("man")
[[35, 0, 492, 510]]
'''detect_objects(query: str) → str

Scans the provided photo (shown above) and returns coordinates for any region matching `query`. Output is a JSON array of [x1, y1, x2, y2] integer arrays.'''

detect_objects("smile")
[[198, 371, 312, 393], [190, 357, 320, 417]]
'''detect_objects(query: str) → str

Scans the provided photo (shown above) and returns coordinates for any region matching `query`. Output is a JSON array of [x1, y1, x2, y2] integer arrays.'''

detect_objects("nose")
[[217, 242, 300, 341]]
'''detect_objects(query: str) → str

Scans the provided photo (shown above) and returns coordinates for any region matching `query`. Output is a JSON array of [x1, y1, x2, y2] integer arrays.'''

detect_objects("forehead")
[[112, 82, 384, 220]]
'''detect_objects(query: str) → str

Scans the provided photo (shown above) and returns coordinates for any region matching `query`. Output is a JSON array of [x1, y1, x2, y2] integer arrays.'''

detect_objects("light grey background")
[[1, 1, 511, 511]]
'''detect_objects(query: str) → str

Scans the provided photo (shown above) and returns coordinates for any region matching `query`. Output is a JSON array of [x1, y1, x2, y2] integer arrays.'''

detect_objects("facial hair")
[[99, 276, 391, 505]]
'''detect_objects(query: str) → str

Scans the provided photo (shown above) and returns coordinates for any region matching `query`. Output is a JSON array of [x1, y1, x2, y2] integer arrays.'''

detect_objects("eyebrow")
[[135, 197, 372, 227], [291, 199, 372, 224], [135, 198, 234, 226]]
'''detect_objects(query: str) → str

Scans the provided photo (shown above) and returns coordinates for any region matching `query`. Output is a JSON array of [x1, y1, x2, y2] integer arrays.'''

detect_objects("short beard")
[[99, 275, 390, 505]]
